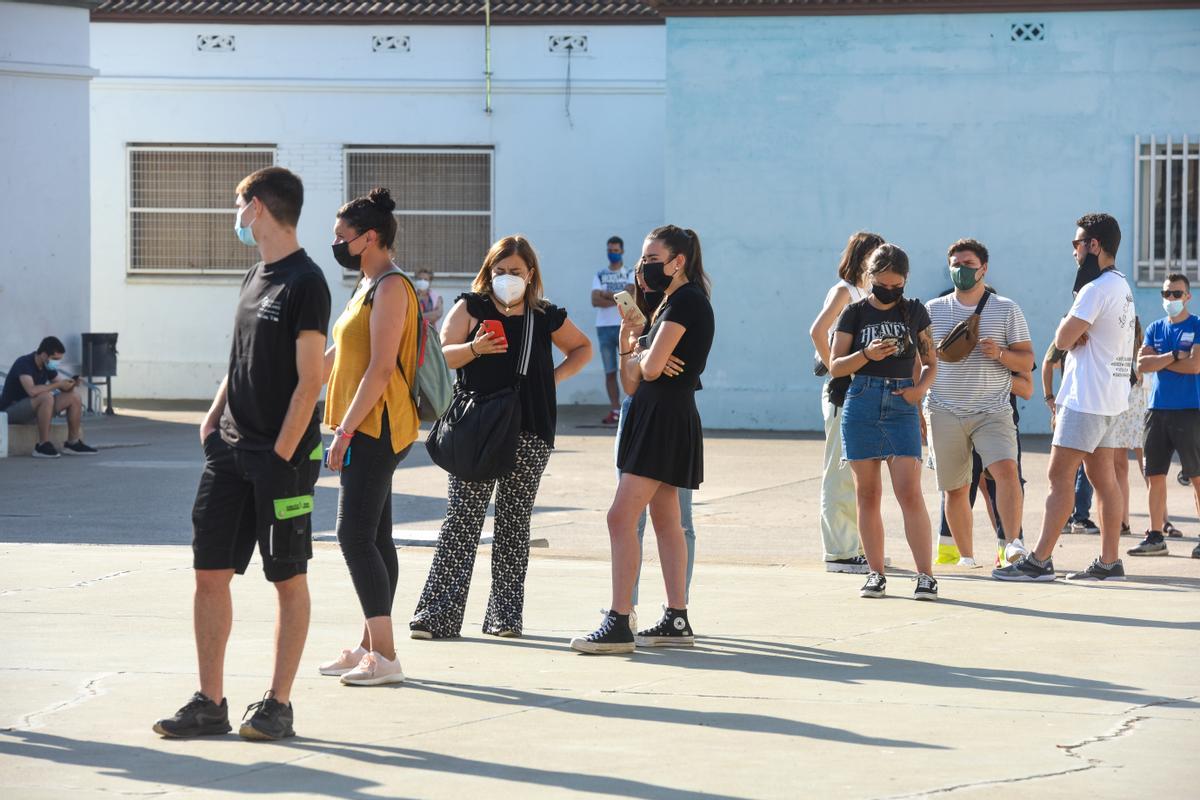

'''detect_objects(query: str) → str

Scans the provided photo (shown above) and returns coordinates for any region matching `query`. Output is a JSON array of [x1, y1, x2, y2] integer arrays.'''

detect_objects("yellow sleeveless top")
[[324, 273, 420, 454]]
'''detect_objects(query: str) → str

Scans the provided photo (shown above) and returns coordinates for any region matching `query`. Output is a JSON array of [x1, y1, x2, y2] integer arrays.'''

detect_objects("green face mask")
[[950, 265, 980, 291]]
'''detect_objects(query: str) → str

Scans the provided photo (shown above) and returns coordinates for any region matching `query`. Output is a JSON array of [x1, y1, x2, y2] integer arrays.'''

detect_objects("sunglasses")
[[1162, 290, 1187, 299], [1071, 237, 1094, 248]]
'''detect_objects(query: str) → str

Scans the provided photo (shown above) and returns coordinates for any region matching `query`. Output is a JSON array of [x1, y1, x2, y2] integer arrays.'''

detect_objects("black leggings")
[[335, 410, 411, 619]]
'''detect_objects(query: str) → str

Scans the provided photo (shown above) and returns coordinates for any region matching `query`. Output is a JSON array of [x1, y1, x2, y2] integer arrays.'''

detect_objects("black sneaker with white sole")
[[992, 556, 1056, 582], [570, 610, 635, 654], [238, 693, 295, 740], [62, 440, 98, 455], [860, 571, 886, 598], [826, 555, 870, 574], [153, 692, 231, 738], [1066, 558, 1126, 581], [635, 607, 695, 647], [1163, 521, 1183, 538], [1192, 542, 1200, 559], [1127, 532, 1168, 557], [913, 573, 938, 601], [32, 442, 60, 459]]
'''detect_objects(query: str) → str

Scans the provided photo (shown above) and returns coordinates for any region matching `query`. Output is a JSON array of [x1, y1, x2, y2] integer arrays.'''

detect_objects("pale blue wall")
[[665, 11, 1200, 432]]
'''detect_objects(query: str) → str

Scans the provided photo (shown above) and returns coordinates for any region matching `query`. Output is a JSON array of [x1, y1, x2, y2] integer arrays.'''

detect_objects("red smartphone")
[[479, 319, 507, 346]]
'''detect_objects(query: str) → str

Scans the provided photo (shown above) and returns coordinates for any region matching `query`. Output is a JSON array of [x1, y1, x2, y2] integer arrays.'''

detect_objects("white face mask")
[[491, 274, 526, 305], [414, 279, 431, 292]]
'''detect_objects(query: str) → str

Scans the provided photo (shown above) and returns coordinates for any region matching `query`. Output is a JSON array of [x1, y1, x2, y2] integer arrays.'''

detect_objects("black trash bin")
[[81, 332, 118, 414]]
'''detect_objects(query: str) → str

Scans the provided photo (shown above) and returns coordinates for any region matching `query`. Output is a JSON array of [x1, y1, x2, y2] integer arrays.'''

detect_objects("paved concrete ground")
[[1, 406, 1198, 798]]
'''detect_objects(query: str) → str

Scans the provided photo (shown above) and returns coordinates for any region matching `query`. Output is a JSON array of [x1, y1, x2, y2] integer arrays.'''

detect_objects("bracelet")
[[469, 341, 480, 358], [335, 426, 354, 440], [619, 349, 634, 357]]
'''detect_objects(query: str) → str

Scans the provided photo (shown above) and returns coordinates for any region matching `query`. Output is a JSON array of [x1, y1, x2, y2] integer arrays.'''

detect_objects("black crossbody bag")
[[425, 310, 534, 482]]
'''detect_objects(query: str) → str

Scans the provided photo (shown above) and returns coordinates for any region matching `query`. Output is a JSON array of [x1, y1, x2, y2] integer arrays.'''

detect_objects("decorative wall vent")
[[196, 34, 235, 52], [548, 34, 587, 54], [371, 35, 411, 53], [1010, 23, 1045, 42]]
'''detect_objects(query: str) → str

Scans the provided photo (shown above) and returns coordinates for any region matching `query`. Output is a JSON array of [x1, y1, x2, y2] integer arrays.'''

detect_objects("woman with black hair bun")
[[316, 187, 421, 686], [571, 224, 714, 654]]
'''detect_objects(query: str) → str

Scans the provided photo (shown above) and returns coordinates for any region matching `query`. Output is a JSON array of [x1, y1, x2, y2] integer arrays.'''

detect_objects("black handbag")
[[425, 310, 534, 482]]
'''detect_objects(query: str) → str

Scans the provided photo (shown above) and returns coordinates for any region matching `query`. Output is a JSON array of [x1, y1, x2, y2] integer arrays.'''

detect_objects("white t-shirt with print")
[[593, 265, 634, 328], [1058, 269, 1136, 417]]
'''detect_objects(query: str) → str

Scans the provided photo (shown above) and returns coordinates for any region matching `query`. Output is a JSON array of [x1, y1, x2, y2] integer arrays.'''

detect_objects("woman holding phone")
[[317, 187, 420, 686], [830, 243, 939, 600], [572, 225, 714, 654], [411, 235, 592, 639]]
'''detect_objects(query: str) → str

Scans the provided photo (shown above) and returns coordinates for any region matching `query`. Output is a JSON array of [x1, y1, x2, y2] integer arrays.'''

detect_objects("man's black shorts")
[[192, 432, 322, 582], [1143, 409, 1200, 478]]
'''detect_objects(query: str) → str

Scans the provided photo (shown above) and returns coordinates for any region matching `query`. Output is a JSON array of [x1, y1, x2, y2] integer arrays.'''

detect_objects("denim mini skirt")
[[840, 375, 923, 462]]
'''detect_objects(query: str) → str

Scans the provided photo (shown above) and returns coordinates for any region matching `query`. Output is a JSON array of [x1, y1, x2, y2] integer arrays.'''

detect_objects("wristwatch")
[[1172, 350, 1181, 362]]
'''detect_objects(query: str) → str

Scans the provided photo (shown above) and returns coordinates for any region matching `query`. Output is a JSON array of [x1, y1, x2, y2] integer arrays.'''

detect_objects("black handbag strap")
[[972, 291, 990, 316], [515, 305, 535, 381]]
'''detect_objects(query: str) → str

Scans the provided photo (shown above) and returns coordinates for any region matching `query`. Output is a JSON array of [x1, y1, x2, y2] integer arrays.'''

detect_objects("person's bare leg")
[[888, 457, 933, 575], [648, 484, 687, 609], [1033, 446, 1087, 560], [943, 484, 974, 558], [1113, 448, 1130, 530], [607, 474, 659, 614], [1147, 474, 1168, 532], [33, 393, 53, 443], [850, 460, 885, 573], [269, 574, 310, 705], [988, 459, 1023, 544], [1191, 477, 1200, 525], [605, 372, 620, 410], [365, 616, 395, 661], [1083, 448, 1123, 564], [55, 391, 82, 443], [195, 568, 235, 702]]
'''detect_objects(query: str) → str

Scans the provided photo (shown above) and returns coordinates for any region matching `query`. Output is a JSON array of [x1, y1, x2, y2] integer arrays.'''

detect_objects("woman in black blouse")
[[411, 235, 591, 639], [572, 225, 715, 654]]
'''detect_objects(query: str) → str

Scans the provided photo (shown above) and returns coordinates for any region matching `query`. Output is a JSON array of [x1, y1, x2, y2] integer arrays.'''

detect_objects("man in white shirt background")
[[591, 235, 634, 425]]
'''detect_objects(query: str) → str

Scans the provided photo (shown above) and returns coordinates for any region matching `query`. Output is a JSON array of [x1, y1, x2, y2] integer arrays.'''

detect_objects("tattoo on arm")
[[917, 328, 933, 359]]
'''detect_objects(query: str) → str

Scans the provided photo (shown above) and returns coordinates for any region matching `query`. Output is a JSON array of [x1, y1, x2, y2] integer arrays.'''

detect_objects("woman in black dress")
[[571, 225, 714, 654]]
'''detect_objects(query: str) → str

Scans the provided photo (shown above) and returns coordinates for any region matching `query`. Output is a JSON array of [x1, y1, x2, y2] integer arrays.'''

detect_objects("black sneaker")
[[1069, 517, 1100, 535], [1192, 543, 1200, 559], [992, 556, 1056, 582], [238, 692, 295, 740], [1066, 558, 1126, 581], [1119, 522, 1132, 537], [860, 571, 886, 598], [570, 610, 635, 654], [634, 607, 695, 647], [913, 573, 938, 601], [1127, 532, 1168, 557], [1163, 521, 1183, 538], [62, 440, 98, 455], [32, 442, 60, 459], [153, 692, 231, 738], [826, 555, 870, 574]]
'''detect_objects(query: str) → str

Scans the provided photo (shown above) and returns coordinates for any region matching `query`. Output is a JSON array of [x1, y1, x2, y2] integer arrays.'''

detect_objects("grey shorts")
[[926, 407, 1018, 491], [2, 398, 36, 424], [1052, 406, 1121, 453]]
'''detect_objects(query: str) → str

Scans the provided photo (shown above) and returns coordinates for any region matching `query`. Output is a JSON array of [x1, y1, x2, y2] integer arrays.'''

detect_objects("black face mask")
[[642, 260, 674, 292], [872, 284, 904, 304], [1072, 251, 1103, 294], [332, 232, 367, 272]]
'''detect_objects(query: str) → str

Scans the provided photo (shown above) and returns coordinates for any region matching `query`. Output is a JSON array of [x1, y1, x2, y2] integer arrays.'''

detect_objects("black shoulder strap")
[[973, 291, 991, 316], [516, 306, 535, 380]]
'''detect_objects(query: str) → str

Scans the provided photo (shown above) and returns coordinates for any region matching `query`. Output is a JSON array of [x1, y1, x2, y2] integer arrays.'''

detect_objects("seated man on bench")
[[0, 336, 97, 458]]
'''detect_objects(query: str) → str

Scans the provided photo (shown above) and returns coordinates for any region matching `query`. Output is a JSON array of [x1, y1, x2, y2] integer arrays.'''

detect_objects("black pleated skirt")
[[616, 383, 704, 490]]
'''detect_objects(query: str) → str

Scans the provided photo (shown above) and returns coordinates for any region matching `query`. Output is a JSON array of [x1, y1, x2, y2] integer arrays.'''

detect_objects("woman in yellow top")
[[316, 187, 419, 687]]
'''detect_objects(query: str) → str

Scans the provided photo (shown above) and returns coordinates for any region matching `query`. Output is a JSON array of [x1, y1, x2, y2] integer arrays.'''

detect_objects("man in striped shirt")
[[925, 239, 1036, 566]]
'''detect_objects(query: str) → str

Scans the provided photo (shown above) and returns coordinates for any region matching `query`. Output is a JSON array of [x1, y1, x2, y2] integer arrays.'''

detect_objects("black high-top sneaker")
[[634, 607, 695, 648], [570, 610, 635, 654]]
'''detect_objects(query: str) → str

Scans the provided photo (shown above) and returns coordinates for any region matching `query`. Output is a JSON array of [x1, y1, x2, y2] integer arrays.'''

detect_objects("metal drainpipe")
[[484, 0, 493, 114]]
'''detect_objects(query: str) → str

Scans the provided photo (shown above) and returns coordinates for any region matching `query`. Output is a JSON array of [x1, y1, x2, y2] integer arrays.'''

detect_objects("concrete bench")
[[0, 411, 67, 458]]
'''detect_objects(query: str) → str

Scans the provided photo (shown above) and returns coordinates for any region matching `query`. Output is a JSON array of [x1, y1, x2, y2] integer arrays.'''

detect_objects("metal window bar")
[[1135, 136, 1200, 285], [343, 147, 494, 278], [126, 146, 275, 275]]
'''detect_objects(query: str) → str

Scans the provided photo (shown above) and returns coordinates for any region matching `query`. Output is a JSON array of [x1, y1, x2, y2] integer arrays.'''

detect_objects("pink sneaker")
[[341, 652, 406, 686], [318, 646, 367, 677]]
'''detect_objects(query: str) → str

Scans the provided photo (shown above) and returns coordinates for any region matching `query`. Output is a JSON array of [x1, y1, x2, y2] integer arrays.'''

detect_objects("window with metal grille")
[[1135, 135, 1200, 285], [343, 147, 493, 278], [127, 145, 276, 276]]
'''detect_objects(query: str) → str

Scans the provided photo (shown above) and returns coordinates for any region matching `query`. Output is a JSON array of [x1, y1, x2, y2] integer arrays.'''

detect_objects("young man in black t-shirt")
[[154, 167, 331, 742]]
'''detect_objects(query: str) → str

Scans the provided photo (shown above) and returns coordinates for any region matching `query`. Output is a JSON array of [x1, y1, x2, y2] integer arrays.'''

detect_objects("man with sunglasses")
[[1130, 274, 1200, 558], [994, 213, 1135, 582]]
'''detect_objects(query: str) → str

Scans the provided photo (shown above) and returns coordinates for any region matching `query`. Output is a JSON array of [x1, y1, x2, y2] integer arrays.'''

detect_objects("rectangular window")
[[127, 145, 275, 276], [1135, 135, 1199, 285], [343, 147, 493, 278]]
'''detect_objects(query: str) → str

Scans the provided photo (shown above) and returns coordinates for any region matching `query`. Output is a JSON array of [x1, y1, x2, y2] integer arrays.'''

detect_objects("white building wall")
[[0, 1, 95, 373], [89, 22, 665, 401]]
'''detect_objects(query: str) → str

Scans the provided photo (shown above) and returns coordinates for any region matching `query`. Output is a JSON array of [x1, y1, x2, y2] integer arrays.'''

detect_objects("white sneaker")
[[957, 557, 980, 569], [629, 607, 638, 636], [318, 645, 367, 676], [340, 651, 405, 686], [1004, 539, 1029, 564]]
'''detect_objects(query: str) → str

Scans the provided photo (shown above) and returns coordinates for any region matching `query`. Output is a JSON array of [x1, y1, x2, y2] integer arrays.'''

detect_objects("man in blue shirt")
[[0, 336, 97, 458], [1132, 273, 1200, 558]]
